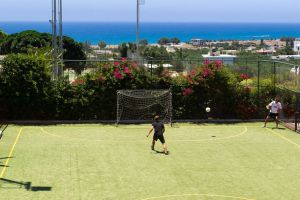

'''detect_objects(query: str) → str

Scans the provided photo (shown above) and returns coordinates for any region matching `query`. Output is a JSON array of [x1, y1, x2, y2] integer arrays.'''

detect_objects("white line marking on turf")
[[140, 193, 255, 200], [0, 127, 23, 179], [41, 126, 248, 143], [266, 128, 300, 149], [171, 126, 248, 142]]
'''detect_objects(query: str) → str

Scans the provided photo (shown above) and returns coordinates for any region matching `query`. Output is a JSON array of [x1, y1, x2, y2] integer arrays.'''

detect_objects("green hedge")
[[0, 55, 273, 120]]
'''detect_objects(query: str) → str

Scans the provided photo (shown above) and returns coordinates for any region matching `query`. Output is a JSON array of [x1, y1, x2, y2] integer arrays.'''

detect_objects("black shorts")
[[153, 134, 165, 144], [268, 113, 279, 119]]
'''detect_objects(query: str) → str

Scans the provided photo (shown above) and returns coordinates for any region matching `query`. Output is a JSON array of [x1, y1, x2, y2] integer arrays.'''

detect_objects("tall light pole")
[[52, 0, 58, 80], [58, 0, 63, 63], [136, 0, 145, 62], [51, 0, 63, 80]]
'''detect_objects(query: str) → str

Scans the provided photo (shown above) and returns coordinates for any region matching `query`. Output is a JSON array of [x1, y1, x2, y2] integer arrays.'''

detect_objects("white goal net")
[[116, 90, 172, 124]]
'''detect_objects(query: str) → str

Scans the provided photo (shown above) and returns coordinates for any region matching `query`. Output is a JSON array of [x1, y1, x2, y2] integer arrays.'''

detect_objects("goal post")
[[116, 89, 172, 124]]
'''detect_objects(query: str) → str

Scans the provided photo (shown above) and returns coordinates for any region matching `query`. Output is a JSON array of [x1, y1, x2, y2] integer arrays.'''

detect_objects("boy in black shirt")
[[147, 115, 168, 155]]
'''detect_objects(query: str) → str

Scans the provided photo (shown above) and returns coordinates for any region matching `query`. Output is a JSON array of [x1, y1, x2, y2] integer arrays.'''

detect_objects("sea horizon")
[[1, 21, 300, 45]]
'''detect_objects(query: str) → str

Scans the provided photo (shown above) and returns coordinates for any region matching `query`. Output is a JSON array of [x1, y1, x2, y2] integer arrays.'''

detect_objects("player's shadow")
[[272, 127, 286, 130], [0, 157, 13, 168], [0, 164, 9, 168], [154, 150, 170, 155], [0, 124, 8, 132], [0, 178, 52, 192], [0, 157, 14, 160]]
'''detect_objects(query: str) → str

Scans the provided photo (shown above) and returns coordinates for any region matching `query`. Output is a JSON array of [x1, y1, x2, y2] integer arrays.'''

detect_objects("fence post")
[[273, 61, 276, 94], [295, 93, 299, 132], [116, 91, 120, 125], [257, 61, 260, 115]]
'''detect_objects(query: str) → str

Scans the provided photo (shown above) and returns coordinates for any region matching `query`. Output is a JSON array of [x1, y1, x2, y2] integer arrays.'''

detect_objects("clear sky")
[[1, 0, 300, 23]]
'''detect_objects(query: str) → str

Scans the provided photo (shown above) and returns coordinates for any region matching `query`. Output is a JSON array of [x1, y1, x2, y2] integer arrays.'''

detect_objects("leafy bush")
[[0, 55, 275, 120], [0, 54, 53, 119]]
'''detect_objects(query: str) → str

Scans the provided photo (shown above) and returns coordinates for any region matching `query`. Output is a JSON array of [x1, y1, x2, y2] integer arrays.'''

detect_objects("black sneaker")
[[164, 151, 169, 155]]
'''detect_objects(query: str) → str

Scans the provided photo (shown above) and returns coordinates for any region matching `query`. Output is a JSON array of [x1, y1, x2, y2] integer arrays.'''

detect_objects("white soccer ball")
[[205, 107, 211, 113]]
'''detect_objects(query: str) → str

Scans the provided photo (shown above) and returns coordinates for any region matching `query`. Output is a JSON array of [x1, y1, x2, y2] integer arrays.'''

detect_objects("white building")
[[294, 38, 300, 54], [271, 55, 300, 60], [202, 53, 236, 65], [190, 39, 205, 46]]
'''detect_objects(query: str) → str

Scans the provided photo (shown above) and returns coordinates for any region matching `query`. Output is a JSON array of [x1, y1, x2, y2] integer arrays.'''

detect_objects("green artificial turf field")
[[1, 123, 300, 200]]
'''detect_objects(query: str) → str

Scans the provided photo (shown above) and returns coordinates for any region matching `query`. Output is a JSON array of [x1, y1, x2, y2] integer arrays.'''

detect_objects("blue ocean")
[[1, 22, 300, 45]]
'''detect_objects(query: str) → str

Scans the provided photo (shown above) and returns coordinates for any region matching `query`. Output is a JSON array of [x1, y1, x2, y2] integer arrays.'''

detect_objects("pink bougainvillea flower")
[[240, 73, 249, 80], [114, 72, 123, 80], [121, 57, 127, 61], [123, 67, 131, 74], [114, 68, 120, 73], [189, 69, 197, 78], [72, 78, 85, 85], [202, 68, 210, 78], [214, 60, 222, 69], [114, 61, 119, 67], [121, 64, 127, 70], [204, 59, 210, 65], [131, 62, 138, 69], [113, 68, 123, 79], [182, 87, 194, 96]]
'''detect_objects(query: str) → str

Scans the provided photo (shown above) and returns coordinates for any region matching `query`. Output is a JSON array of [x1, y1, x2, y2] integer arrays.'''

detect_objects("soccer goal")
[[116, 90, 172, 124]]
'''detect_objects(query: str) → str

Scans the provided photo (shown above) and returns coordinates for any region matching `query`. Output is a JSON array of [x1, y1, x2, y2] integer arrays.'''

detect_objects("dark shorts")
[[153, 134, 165, 144], [268, 112, 279, 119]]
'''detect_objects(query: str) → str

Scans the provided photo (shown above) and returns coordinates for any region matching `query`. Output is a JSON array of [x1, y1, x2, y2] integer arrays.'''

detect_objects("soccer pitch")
[[1, 123, 300, 200]]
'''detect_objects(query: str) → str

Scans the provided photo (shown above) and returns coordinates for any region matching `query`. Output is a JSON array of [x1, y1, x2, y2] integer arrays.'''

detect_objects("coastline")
[[1, 22, 300, 45]]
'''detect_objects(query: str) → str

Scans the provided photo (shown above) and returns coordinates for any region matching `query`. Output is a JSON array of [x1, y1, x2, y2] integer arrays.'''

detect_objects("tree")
[[158, 37, 170, 45], [0, 30, 51, 54], [118, 43, 129, 58], [260, 39, 265, 47], [280, 37, 295, 47], [0, 30, 86, 61], [0, 29, 8, 42], [63, 36, 87, 74], [83, 41, 92, 55], [140, 39, 148, 46], [275, 46, 294, 55], [142, 46, 171, 62], [98, 41, 107, 49], [170, 37, 180, 44]]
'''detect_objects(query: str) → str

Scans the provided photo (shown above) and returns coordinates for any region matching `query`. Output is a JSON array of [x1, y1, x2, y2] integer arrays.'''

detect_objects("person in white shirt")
[[263, 97, 282, 128]]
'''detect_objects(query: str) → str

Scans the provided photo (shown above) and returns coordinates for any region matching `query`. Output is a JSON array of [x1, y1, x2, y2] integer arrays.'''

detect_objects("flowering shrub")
[[71, 78, 85, 86], [204, 59, 210, 65], [0, 54, 275, 120], [182, 87, 193, 96], [240, 73, 249, 80], [110, 59, 138, 81], [237, 104, 257, 119]]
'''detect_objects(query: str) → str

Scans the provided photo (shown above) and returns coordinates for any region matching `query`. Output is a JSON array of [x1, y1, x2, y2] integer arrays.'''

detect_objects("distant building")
[[245, 46, 256, 52], [256, 47, 276, 55], [222, 50, 238, 55], [144, 63, 173, 69], [166, 46, 176, 53], [294, 38, 300, 54], [271, 55, 300, 60], [202, 52, 236, 65], [190, 39, 205, 46]]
